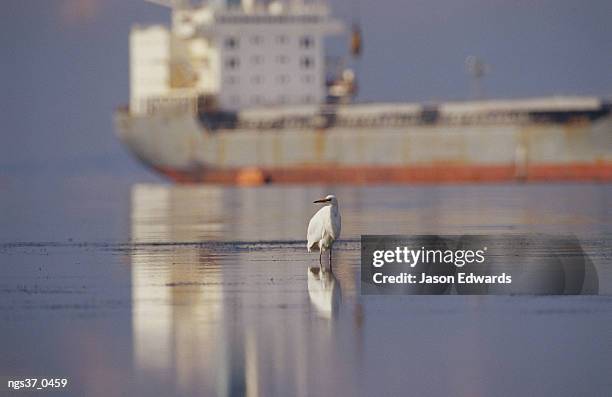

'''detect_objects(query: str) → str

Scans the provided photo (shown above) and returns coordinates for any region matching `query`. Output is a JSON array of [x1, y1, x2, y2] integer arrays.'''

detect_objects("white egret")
[[307, 194, 341, 270]]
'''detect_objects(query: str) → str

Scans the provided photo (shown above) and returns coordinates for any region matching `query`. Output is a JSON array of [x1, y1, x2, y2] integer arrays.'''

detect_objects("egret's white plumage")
[[307, 194, 341, 269]]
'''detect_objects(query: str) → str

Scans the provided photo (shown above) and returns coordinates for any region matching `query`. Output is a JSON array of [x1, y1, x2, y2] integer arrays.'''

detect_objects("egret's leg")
[[319, 250, 323, 268], [329, 248, 333, 271]]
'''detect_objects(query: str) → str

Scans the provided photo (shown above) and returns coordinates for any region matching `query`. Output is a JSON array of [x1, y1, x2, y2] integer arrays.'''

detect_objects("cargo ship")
[[115, 0, 612, 184]]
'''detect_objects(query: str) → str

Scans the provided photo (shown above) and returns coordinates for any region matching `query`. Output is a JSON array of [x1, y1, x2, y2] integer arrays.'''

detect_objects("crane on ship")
[[326, 0, 362, 103]]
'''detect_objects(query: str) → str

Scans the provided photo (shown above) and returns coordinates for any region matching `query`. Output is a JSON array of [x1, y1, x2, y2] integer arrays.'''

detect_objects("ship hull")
[[115, 107, 612, 184]]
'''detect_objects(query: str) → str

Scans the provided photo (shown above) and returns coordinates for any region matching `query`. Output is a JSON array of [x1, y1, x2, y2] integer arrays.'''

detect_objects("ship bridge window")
[[250, 35, 263, 45], [276, 75, 290, 84], [300, 56, 313, 69], [225, 37, 238, 49], [276, 35, 288, 44], [251, 55, 263, 65], [225, 75, 239, 85], [276, 54, 289, 64], [251, 75, 264, 84], [225, 57, 240, 69], [300, 36, 314, 48]]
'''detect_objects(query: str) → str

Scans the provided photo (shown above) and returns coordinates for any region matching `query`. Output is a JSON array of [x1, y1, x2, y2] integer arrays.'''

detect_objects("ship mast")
[[465, 56, 491, 100]]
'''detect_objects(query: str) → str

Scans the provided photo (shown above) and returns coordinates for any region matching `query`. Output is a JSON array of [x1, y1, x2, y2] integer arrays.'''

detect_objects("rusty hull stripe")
[[153, 162, 612, 185]]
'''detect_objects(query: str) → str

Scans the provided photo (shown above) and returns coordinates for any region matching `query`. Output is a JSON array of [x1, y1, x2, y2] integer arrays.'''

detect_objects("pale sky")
[[3, 0, 612, 179]]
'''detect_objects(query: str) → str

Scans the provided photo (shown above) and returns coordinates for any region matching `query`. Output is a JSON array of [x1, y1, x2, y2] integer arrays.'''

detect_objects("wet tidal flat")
[[1, 181, 612, 396]]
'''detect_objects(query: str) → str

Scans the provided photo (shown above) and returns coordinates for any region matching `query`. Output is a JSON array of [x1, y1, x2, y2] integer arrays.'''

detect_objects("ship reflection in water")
[[127, 183, 612, 397], [129, 185, 363, 396]]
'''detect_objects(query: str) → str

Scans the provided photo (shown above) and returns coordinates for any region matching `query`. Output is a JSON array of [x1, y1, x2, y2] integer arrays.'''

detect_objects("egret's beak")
[[313, 198, 331, 204]]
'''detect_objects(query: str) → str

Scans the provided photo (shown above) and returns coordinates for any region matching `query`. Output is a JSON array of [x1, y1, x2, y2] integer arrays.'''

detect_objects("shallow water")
[[1, 181, 612, 396]]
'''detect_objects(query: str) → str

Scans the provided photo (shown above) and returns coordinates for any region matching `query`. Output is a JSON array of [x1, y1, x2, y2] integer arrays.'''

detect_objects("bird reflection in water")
[[307, 266, 342, 319]]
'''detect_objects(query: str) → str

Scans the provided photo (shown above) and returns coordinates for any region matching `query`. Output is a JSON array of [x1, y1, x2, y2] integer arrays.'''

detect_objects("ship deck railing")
[[125, 95, 609, 130]]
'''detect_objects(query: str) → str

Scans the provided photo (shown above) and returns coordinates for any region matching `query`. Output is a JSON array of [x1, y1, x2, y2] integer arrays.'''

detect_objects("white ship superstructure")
[[130, 0, 344, 114]]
